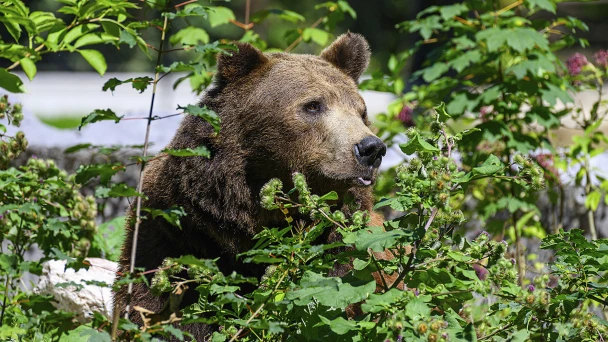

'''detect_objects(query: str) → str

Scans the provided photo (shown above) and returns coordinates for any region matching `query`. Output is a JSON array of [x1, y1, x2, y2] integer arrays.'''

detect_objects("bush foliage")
[[0, 0, 607, 341]]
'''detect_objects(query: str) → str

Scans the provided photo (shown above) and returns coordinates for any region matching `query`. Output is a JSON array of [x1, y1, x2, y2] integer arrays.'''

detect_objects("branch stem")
[[123, 13, 169, 320]]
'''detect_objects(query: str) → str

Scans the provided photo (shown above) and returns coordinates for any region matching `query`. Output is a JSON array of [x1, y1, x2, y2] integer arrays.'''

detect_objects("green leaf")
[[585, 191, 602, 211], [422, 62, 449, 82], [170, 27, 209, 46], [179, 105, 220, 132], [102, 77, 153, 93], [73, 32, 118, 49], [526, 0, 556, 13], [118, 29, 137, 48], [142, 206, 187, 229], [435, 102, 451, 122], [19, 57, 36, 81], [450, 50, 481, 73], [472, 154, 503, 175], [318, 316, 358, 335], [405, 297, 431, 320], [64, 143, 93, 153], [79, 109, 123, 130], [399, 135, 440, 155], [162, 146, 210, 158], [541, 83, 573, 106], [0, 68, 25, 93], [343, 225, 408, 252], [63, 23, 100, 45], [75, 163, 124, 185], [207, 6, 235, 27], [163, 325, 184, 341], [439, 3, 468, 21], [250, 9, 305, 23], [319, 191, 338, 201], [362, 289, 407, 313], [302, 28, 331, 46], [286, 271, 376, 309], [77, 49, 107, 76]]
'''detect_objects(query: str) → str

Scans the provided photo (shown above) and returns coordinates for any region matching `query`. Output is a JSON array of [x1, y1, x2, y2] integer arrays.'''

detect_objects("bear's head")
[[205, 33, 385, 196]]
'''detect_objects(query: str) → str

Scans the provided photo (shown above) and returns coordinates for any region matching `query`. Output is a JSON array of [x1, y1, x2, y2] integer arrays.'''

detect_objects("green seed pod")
[[332, 210, 345, 222], [150, 271, 171, 296]]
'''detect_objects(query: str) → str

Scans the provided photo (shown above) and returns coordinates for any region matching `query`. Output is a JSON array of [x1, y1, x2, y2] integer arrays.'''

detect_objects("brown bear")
[[113, 32, 389, 340]]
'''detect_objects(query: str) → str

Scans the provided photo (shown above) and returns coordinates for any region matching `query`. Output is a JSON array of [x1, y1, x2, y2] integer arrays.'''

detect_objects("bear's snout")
[[354, 136, 386, 169]]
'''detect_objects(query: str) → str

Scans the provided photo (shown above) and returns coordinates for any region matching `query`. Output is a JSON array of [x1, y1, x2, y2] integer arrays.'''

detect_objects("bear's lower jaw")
[[356, 177, 373, 186]]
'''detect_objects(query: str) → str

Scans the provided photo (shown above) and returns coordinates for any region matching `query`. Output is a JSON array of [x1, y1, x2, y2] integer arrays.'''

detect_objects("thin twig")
[[6, 44, 45, 71], [285, 16, 324, 53], [423, 208, 439, 231], [589, 294, 608, 307], [370, 252, 389, 291], [389, 247, 416, 290], [123, 13, 170, 320], [0, 276, 10, 326], [245, 0, 251, 26], [479, 322, 515, 341]]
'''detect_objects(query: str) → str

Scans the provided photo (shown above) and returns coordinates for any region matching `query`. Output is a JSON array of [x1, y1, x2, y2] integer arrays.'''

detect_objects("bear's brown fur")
[[113, 33, 391, 340]]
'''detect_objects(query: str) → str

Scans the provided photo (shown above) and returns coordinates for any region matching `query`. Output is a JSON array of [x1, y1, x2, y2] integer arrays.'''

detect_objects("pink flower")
[[566, 53, 588, 76], [593, 50, 608, 68], [397, 105, 415, 127]]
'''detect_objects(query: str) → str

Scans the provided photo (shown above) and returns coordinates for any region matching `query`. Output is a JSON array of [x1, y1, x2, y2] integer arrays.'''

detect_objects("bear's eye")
[[303, 101, 323, 114]]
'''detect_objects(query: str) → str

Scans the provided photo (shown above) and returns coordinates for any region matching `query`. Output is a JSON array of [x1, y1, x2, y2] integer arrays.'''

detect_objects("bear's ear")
[[216, 42, 268, 84], [320, 32, 370, 82]]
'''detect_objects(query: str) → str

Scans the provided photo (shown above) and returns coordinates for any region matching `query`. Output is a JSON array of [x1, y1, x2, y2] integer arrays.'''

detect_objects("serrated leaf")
[[79, 109, 123, 129], [251, 9, 305, 23], [450, 50, 481, 73], [439, 3, 468, 21], [118, 29, 137, 48], [0, 68, 25, 93], [179, 104, 220, 132], [163, 146, 210, 157], [302, 28, 330, 46], [318, 316, 358, 335], [77, 49, 107, 76], [75, 163, 124, 185], [162, 325, 184, 341], [170, 27, 209, 46], [399, 135, 440, 155], [142, 206, 187, 229], [95, 184, 143, 198], [207, 6, 235, 27], [344, 225, 408, 252], [102, 77, 153, 93], [405, 297, 431, 320], [435, 102, 451, 122], [422, 62, 449, 82], [286, 271, 375, 309], [472, 154, 503, 175], [526, 0, 556, 13]]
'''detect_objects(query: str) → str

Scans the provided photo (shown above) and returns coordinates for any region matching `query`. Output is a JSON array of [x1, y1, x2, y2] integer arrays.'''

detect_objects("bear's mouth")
[[355, 176, 374, 187]]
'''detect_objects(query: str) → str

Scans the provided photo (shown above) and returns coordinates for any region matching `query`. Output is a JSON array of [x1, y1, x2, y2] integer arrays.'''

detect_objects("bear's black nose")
[[354, 136, 386, 168]]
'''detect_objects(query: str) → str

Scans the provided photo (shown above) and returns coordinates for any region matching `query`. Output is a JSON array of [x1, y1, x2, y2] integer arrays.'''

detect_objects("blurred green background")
[[12, 0, 608, 76]]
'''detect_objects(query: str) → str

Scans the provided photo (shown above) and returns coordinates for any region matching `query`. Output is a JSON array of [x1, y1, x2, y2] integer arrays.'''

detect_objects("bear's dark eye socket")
[[303, 101, 323, 114]]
